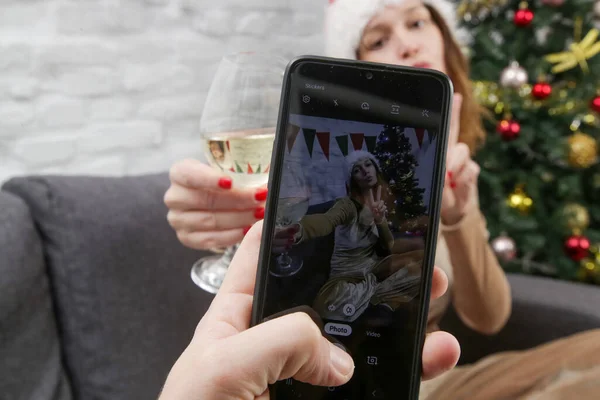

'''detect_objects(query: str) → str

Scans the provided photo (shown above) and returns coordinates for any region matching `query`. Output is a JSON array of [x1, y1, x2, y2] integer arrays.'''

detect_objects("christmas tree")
[[458, 0, 600, 284], [374, 125, 427, 233]]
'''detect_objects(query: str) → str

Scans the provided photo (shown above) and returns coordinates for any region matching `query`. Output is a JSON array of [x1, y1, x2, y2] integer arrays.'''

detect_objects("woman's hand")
[[367, 186, 387, 224], [272, 224, 301, 253], [158, 221, 461, 400], [441, 94, 480, 226], [164, 159, 268, 250]]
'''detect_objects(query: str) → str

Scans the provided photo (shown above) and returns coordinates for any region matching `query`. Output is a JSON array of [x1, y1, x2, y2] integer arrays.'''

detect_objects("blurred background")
[[0, 0, 324, 184]]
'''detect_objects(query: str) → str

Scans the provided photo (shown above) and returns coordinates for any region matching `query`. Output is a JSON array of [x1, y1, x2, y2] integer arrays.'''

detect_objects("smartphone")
[[251, 56, 453, 400]]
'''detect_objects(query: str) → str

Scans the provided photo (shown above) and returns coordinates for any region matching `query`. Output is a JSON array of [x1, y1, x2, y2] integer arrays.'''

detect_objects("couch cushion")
[[3, 174, 215, 400], [0, 191, 72, 400]]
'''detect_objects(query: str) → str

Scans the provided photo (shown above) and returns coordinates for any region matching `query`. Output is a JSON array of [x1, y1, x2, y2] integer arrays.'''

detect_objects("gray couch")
[[2, 173, 600, 400]]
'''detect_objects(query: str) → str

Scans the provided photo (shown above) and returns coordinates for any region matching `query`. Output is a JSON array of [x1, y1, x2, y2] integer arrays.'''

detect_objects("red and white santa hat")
[[324, 0, 468, 60]]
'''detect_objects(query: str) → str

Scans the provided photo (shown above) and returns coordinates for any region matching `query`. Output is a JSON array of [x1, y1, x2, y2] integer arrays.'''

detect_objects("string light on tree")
[[514, 2, 534, 27]]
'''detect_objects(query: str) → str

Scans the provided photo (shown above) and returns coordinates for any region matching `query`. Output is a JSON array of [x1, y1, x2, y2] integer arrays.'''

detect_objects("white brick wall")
[[0, 0, 325, 184]]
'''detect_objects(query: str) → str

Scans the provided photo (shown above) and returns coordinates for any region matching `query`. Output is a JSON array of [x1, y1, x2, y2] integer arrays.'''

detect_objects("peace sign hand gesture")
[[367, 185, 387, 224]]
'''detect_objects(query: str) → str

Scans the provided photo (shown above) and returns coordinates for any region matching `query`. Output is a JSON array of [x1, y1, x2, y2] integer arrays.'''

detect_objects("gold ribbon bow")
[[545, 28, 600, 74]]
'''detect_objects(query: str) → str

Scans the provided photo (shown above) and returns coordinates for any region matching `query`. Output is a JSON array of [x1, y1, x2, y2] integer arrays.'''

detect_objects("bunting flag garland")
[[350, 133, 365, 151], [235, 161, 243, 173], [226, 141, 231, 151], [303, 128, 317, 157], [336, 135, 349, 156], [365, 136, 377, 153], [415, 128, 426, 148], [247, 163, 254, 174], [287, 124, 301, 153], [264, 164, 270, 173], [316, 132, 331, 160]]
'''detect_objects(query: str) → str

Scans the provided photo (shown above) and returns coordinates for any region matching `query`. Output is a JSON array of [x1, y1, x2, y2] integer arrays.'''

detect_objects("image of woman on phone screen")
[[273, 150, 423, 323]]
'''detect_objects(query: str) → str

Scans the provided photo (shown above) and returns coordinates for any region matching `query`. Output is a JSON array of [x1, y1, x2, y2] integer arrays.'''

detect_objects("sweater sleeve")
[[297, 197, 356, 241], [440, 189, 512, 335]]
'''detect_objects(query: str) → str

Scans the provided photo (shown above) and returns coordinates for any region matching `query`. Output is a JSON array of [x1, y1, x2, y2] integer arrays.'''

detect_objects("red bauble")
[[591, 96, 600, 113], [497, 119, 521, 141], [532, 82, 552, 99], [514, 8, 534, 26], [564, 235, 591, 261]]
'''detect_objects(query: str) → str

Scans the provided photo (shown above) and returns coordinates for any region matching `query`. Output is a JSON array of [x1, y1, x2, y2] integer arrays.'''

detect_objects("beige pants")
[[420, 329, 600, 400]]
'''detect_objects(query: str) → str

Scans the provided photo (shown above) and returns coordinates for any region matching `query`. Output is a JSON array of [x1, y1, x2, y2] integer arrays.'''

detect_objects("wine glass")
[[270, 161, 311, 278], [191, 52, 288, 294]]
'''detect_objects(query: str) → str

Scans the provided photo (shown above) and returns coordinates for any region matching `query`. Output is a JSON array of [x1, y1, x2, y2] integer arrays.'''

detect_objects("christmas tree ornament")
[[497, 118, 521, 140], [567, 132, 598, 169], [491, 235, 517, 262], [532, 82, 552, 99], [507, 186, 533, 213], [542, 0, 565, 6], [578, 258, 600, 283], [544, 22, 600, 74], [514, 2, 534, 27], [500, 61, 529, 88], [561, 203, 590, 233], [564, 235, 591, 261], [591, 94, 600, 113]]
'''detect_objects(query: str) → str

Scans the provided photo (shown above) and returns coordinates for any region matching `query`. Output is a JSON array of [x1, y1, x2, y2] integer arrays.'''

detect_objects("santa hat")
[[324, 0, 468, 60], [345, 150, 381, 190]]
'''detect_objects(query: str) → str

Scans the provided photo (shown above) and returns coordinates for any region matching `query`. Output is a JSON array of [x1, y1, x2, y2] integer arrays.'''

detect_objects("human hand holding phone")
[[158, 221, 460, 400]]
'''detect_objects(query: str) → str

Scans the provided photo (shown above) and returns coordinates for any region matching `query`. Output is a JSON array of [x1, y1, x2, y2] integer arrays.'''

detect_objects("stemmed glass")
[[191, 52, 288, 294], [270, 161, 311, 278]]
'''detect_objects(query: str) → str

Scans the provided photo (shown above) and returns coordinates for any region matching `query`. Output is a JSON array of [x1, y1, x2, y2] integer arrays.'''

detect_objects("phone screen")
[[253, 58, 452, 400]]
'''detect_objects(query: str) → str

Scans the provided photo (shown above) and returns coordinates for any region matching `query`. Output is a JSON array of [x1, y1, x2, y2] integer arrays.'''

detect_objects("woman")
[[165, 0, 600, 398], [274, 150, 422, 323]]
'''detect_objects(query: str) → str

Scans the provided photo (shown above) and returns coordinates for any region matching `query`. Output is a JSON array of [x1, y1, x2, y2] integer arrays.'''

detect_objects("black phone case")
[[251, 55, 453, 400]]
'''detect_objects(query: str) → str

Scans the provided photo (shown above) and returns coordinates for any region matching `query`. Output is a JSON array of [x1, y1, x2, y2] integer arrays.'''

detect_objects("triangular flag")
[[264, 164, 270, 173], [235, 161, 243, 173], [350, 133, 365, 151], [287, 124, 301, 153], [316, 132, 331, 160], [229, 166, 235, 173], [303, 128, 317, 158], [247, 163, 254, 174], [226, 141, 231, 151], [256, 165, 262, 174], [335, 135, 349, 156], [415, 128, 426, 148], [365, 136, 377, 153]]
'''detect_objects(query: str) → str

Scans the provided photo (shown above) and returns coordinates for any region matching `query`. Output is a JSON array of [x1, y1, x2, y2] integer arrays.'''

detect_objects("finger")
[[446, 143, 470, 177], [421, 331, 460, 380], [169, 158, 235, 190], [376, 185, 382, 202], [448, 93, 463, 147], [176, 228, 245, 250], [164, 184, 266, 211], [431, 266, 449, 301], [369, 188, 375, 206], [168, 209, 263, 232], [213, 312, 354, 393]]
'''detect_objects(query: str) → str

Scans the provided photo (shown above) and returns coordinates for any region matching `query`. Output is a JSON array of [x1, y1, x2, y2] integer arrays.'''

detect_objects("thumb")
[[212, 312, 355, 396]]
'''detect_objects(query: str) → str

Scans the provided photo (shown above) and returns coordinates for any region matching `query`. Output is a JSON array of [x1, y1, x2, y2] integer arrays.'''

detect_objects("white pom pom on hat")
[[324, 0, 469, 60]]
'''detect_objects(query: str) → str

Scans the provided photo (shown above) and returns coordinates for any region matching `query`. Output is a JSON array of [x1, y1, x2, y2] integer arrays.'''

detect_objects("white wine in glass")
[[191, 52, 288, 294]]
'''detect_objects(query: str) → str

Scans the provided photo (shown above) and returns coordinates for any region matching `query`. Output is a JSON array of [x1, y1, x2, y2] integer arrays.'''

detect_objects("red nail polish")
[[243, 226, 252, 236], [255, 188, 268, 202], [447, 171, 453, 179], [450, 181, 457, 189], [254, 207, 265, 219], [218, 177, 233, 190]]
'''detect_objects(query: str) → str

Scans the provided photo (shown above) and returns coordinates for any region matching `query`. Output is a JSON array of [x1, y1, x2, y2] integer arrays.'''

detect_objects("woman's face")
[[352, 158, 378, 191], [358, 0, 447, 74]]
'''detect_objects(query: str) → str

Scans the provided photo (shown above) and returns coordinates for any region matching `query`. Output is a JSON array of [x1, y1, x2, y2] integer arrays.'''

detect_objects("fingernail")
[[450, 181, 457, 189], [218, 177, 233, 190], [254, 207, 265, 219], [329, 342, 354, 377], [243, 226, 252, 236], [447, 171, 453, 179], [255, 188, 268, 202]]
